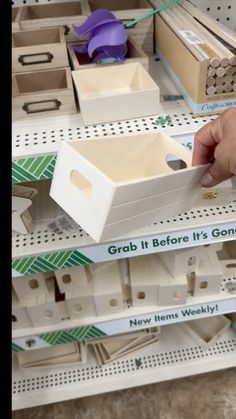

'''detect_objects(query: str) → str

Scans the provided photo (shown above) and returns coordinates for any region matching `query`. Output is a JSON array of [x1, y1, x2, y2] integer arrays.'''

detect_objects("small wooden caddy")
[[50, 131, 208, 242], [12, 67, 76, 120]]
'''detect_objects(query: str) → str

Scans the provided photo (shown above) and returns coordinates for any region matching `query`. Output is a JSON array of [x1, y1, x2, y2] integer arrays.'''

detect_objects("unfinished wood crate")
[[26, 278, 62, 326], [12, 7, 22, 32], [12, 67, 76, 120], [179, 316, 231, 348], [88, 261, 124, 315], [50, 131, 208, 242], [19, 1, 90, 42], [187, 250, 223, 297], [17, 342, 86, 370], [159, 247, 201, 278], [153, 258, 188, 306], [68, 36, 149, 71], [12, 288, 32, 330], [217, 240, 236, 276], [12, 272, 53, 304], [88, 0, 154, 54], [129, 254, 159, 307], [54, 266, 96, 318], [12, 27, 69, 73], [72, 62, 161, 125]]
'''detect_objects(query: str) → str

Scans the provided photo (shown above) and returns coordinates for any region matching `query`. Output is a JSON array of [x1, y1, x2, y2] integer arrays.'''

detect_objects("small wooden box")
[[50, 132, 208, 242], [72, 62, 161, 125], [129, 254, 159, 307], [12, 27, 69, 73], [179, 316, 231, 348], [68, 36, 149, 71], [19, 1, 90, 42], [12, 7, 22, 32], [88, 0, 154, 54], [12, 288, 32, 330], [12, 67, 76, 120]]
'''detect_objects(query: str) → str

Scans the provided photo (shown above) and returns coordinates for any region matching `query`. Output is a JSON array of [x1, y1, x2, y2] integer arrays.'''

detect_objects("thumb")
[[201, 159, 232, 187]]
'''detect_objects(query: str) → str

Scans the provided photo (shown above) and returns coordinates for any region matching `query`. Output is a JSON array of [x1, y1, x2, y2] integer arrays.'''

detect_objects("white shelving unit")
[[12, 324, 236, 410], [12, 0, 236, 410]]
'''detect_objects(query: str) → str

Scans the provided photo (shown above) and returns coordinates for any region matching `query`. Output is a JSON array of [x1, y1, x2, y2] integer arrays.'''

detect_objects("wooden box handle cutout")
[[70, 169, 93, 198], [18, 52, 54, 66], [23, 99, 61, 114], [165, 153, 188, 171]]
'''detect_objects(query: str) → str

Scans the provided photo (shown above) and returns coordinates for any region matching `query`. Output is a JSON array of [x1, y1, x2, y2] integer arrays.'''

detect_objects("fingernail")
[[201, 172, 215, 187]]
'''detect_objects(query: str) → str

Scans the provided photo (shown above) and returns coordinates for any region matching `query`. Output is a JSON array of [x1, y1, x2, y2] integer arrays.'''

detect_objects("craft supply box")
[[12, 27, 69, 73], [72, 62, 161, 125], [12, 67, 76, 120], [68, 36, 149, 71], [155, 15, 236, 115], [19, 1, 90, 42]]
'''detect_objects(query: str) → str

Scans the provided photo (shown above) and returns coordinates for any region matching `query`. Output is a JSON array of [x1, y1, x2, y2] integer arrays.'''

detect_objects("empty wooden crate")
[[12, 27, 69, 73], [12, 68, 76, 120], [68, 36, 149, 71], [72, 62, 161, 125], [50, 131, 208, 242], [19, 1, 90, 42]]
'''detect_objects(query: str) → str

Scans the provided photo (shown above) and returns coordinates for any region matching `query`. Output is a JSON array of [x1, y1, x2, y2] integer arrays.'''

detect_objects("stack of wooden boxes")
[[12, 1, 92, 120]]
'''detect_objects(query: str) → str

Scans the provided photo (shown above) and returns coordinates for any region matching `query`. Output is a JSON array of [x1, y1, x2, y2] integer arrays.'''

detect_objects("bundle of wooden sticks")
[[153, 0, 236, 95]]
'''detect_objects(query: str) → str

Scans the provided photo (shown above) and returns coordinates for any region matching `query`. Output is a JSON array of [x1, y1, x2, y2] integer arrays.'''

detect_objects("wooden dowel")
[[225, 66, 235, 77], [224, 75, 233, 84], [174, 4, 235, 67], [215, 76, 224, 85], [206, 86, 216, 95], [223, 84, 233, 93], [215, 85, 224, 94], [207, 67, 216, 77], [180, 0, 236, 49], [206, 77, 215, 87], [216, 67, 226, 77]]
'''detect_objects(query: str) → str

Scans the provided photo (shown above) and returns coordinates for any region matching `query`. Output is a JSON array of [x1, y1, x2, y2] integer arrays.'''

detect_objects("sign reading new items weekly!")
[[12, 223, 236, 276], [12, 297, 236, 352]]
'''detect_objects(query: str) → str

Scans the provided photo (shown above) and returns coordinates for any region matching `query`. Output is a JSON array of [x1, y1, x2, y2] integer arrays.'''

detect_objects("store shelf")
[[12, 275, 236, 352], [12, 176, 236, 276], [12, 323, 236, 410], [12, 58, 216, 184]]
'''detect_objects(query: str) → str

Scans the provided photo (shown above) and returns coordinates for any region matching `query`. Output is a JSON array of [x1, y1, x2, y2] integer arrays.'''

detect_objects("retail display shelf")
[[12, 176, 236, 276], [12, 59, 216, 184], [12, 323, 236, 410], [12, 276, 236, 352]]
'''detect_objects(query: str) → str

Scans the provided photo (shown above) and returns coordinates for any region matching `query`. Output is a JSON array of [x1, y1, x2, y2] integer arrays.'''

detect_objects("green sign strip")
[[12, 250, 93, 276], [12, 326, 107, 352], [12, 154, 57, 184]]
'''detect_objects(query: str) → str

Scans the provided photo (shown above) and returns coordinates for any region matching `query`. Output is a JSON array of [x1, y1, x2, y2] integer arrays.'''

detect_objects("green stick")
[[125, 0, 179, 29]]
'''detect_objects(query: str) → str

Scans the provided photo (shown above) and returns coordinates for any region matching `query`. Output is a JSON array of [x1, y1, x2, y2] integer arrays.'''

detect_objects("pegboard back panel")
[[11, 0, 236, 33]]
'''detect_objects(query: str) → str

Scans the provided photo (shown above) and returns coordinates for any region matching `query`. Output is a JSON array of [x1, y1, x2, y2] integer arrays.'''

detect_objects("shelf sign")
[[12, 297, 236, 352]]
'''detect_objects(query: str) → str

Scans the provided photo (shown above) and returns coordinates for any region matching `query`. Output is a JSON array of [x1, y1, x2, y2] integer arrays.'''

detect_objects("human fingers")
[[200, 140, 233, 187], [192, 118, 220, 166]]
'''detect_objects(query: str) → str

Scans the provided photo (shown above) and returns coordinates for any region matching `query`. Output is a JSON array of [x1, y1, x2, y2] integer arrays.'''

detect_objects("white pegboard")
[[11, 0, 236, 33]]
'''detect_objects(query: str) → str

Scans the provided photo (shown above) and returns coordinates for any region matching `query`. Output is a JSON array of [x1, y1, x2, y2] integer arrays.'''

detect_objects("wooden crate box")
[[19, 1, 90, 42], [68, 36, 149, 72], [12, 67, 76, 120], [50, 131, 208, 242], [12, 288, 32, 330], [72, 62, 161, 125], [88, 0, 154, 54], [12, 27, 69, 73], [129, 254, 159, 307]]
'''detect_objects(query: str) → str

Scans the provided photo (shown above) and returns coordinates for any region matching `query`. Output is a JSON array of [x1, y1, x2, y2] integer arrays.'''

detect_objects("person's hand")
[[192, 108, 236, 187]]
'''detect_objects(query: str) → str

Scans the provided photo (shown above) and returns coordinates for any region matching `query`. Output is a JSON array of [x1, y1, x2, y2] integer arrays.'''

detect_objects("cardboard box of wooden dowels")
[[155, 15, 236, 116]]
